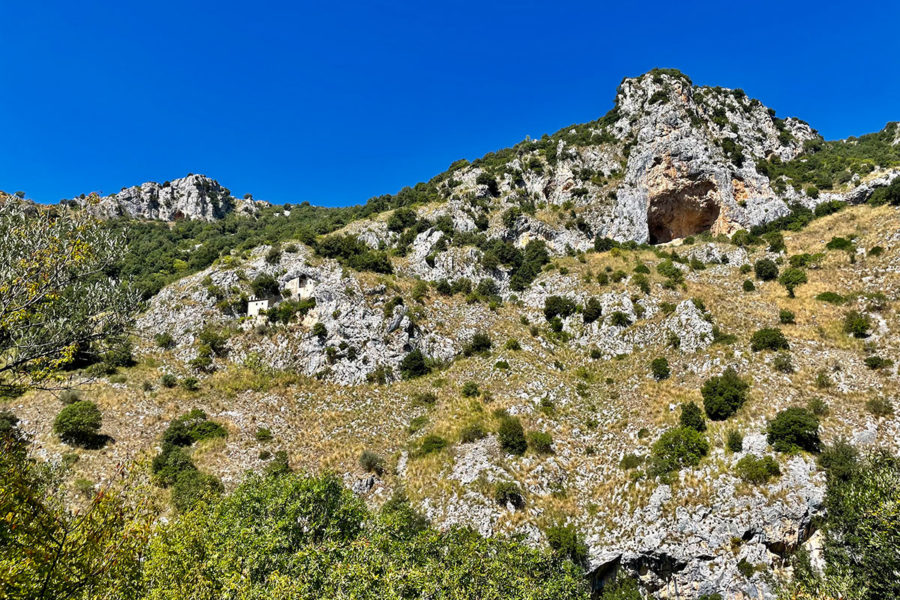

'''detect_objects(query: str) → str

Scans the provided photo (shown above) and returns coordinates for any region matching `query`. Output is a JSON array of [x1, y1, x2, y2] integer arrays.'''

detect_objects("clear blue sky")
[[2, 1, 898, 206]]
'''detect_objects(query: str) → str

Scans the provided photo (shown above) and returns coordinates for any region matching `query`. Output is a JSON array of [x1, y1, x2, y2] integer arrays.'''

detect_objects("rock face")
[[137, 243, 455, 385], [70, 174, 269, 221]]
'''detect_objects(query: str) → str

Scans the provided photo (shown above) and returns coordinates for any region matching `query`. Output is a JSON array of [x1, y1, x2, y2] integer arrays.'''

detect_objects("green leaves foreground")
[[142, 471, 589, 600]]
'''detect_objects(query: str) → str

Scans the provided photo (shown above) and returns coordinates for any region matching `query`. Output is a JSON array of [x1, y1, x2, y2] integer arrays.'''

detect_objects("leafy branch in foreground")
[[0, 196, 139, 393]]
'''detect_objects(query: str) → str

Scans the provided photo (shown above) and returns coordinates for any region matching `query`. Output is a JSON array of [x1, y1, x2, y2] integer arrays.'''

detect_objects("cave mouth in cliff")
[[647, 181, 720, 244]]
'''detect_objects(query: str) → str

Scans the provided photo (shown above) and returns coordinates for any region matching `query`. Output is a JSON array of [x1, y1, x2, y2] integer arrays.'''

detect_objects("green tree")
[[750, 327, 789, 351], [398, 349, 430, 379], [679, 401, 707, 432], [0, 434, 153, 600], [754, 258, 779, 281], [650, 427, 710, 475], [53, 400, 103, 447], [498, 415, 527, 455], [767, 407, 821, 453], [701, 368, 749, 420], [0, 198, 139, 394], [778, 267, 808, 298]]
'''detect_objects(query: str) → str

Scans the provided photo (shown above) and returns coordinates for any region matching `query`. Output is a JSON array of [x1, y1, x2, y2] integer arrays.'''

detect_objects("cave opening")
[[647, 180, 720, 244]]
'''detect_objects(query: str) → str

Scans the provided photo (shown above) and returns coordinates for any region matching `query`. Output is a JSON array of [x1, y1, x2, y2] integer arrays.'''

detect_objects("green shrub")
[[171, 469, 223, 513], [407, 416, 428, 435], [155, 332, 175, 349], [807, 397, 829, 416], [750, 327, 789, 351], [161, 373, 177, 388], [701, 368, 749, 420], [843, 310, 871, 338], [754, 259, 778, 281], [679, 401, 707, 432], [767, 407, 821, 453], [619, 453, 643, 470], [462, 332, 492, 356], [494, 481, 524, 508], [726, 429, 744, 453], [864, 355, 892, 370], [865, 397, 894, 417], [497, 416, 527, 455], [461, 381, 480, 397], [656, 260, 684, 285], [181, 377, 199, 391], [412, 391, 437, 407], [825, 236, 854, 252], [817, 439, 858, 482], [735, 455, 781, 483], [650, 357, 670, 380], [818, 453, 900, 598], [545, 523, 588, 565], [59, 389, 81, 405], [544, 296, 577, 321], [779, 309, 795, 324], [254, 427, 273, 442], [250, 273, 280, 298], [264, 450, 291, 476], [609, 311, 632, 327], [527, 431, 553, 454], [162, 409, 227, 447], [53, 401, 103, 447], [737, 558, 757, 579], [582, 298, 603, 324], [600, 577, 642, 599], [742, 279, 755, 292], [816, 291, 847, 305], [399, 349, 431, 379], [772, 351, 794, 373], [650, 427, 709, 475], [504, 339, 521, 351], [419, 434, 447, 455], [387, 207, 417, 232], [359, 450, 385, 475], [151, 443, 197, 487]]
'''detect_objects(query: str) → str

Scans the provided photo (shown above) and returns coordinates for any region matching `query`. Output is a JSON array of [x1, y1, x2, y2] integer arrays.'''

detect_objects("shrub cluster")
[[701, 368, 749, 420], [767, 407, 821, 453]]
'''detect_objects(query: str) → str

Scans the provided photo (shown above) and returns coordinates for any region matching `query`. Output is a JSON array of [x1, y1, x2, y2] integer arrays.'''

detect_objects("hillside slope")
[[14, 198, 900, 598]]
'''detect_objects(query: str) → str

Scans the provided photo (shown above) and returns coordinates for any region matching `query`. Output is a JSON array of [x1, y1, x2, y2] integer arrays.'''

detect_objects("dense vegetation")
[[757, 122, 900, 192], [1, 414, 591, 600]]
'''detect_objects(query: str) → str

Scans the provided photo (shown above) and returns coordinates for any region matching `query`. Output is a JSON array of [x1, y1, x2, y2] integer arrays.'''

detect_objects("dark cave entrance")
[[647, 180, 720, 244]]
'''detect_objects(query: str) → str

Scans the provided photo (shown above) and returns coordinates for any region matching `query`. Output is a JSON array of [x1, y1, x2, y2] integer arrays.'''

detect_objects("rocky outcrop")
[[602, 72, 816, 243], [70, 174, 269, 221], [137, 243, 455, 384]]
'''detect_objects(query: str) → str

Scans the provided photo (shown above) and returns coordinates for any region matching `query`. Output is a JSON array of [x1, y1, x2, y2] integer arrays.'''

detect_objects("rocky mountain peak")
[[69, 173, 270, 222]]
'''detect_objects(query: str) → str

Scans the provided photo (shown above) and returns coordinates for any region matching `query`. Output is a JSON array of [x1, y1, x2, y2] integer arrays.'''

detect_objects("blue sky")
[[2, 1, 898, 206]]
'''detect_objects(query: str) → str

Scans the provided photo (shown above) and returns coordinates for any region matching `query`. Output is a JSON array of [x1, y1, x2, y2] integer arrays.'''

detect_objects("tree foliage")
[[0, 199, 139, 393], [701, 367, 749, 420]]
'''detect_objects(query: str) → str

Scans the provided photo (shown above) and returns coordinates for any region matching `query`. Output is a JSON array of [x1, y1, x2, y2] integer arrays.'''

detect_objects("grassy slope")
[[12, 204, 900, 540]]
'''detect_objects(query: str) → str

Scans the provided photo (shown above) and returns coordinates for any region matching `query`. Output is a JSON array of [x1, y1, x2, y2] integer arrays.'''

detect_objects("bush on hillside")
[[497, 416, 527, 455], [754, 258, 778, 281], [750, 327, 789, 351], [735, 455, 781, 484], [767, 407, 821, 453], [399, 349, 430, 379], [651, 357, 670, 380], [701, 368, 749, 420], [53, 401, 103, 447], [650, 427, 709, 475], [679, 401, 707, 432]]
